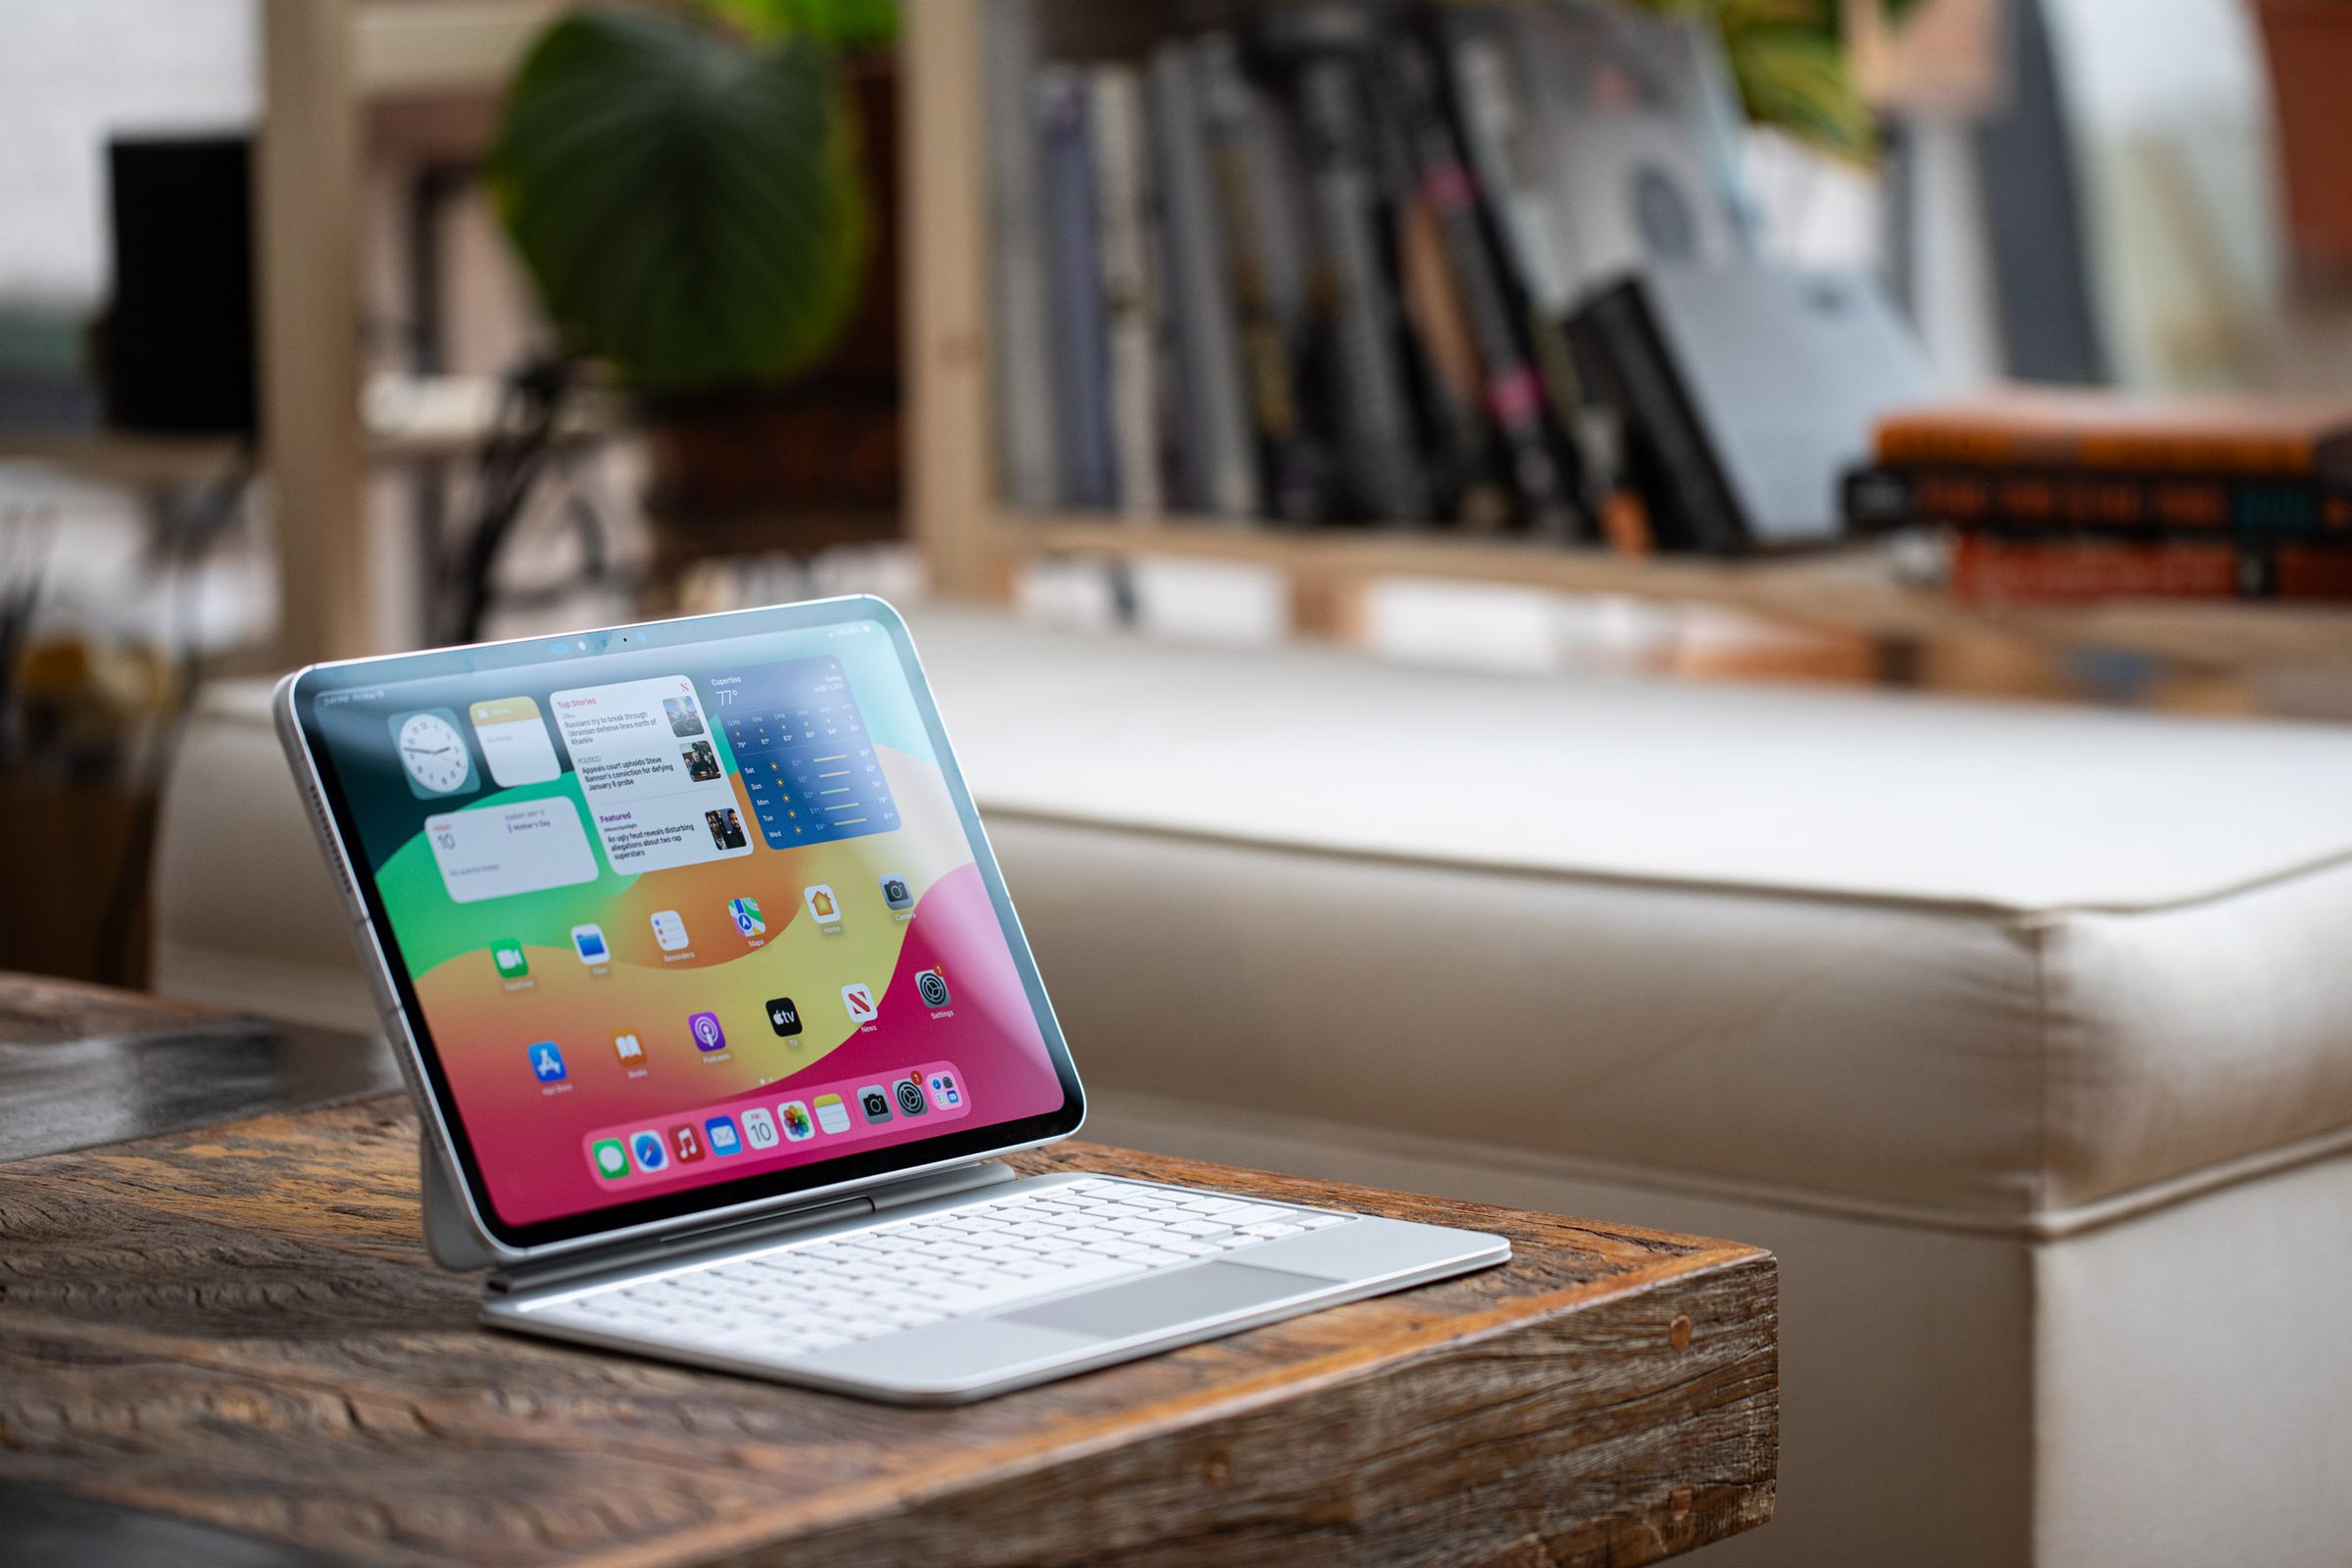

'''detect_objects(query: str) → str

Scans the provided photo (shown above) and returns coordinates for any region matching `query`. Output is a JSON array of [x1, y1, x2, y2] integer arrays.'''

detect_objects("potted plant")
[[490, 0, 903, 590]]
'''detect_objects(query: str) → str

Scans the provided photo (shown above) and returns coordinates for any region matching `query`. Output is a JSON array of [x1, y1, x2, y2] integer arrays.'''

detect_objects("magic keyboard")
[[524, 1178, 1356, 1359]]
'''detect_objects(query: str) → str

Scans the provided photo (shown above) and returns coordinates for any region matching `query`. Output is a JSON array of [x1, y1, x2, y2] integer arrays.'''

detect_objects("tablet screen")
[[295, 608, 1077, 1245]]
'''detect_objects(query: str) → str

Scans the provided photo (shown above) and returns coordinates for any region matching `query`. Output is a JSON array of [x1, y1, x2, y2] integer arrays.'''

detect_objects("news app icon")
[[841, 983, 878, 1027]]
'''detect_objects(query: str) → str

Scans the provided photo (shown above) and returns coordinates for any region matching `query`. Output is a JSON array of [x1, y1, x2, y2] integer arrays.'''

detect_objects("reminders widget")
[[580, 1060, 969, 1186], [707, 656, 900, 850]]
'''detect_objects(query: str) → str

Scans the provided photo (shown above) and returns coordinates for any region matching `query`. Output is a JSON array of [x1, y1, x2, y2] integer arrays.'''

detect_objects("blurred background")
[[4, 0, 2351, 983]]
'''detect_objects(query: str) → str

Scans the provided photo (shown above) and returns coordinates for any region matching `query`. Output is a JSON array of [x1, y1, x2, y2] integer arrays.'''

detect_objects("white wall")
[[0, 0, 257, 307]]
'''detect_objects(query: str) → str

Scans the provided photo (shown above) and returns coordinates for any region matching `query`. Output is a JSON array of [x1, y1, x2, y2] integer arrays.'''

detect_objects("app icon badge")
[[528, 1041, 566, 1083], [727, 896, 765, 938], [812, 1093, 851, 1135], [740, 1106, 780, 1150], [927, 1070, 963, 1108], [764, 996, 803, 1037], [915, 967, 951, 1009], [590, 1137, 629, 1179], [894, 1077, 928, 1117], [803, 884, 843, 927], [857, 1084, 894, 1125], [669, 1123, 706, 1163], [651, 909, 690, 951], [841, 982, 878, 1026], [571, 923, 610, 965], [688, 1010, 727, 1053], [778, 1101, 815, 1142], [612, 1030, 644, 1065], [704, 1115, 742, 1156], [491, 940, 528, 979], [629, 1128, 668, 1172], [878, 872, 914, 911]]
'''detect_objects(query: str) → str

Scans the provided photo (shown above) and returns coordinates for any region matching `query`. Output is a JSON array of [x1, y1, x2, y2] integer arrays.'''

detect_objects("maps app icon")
[[727, 897, 764, 938]]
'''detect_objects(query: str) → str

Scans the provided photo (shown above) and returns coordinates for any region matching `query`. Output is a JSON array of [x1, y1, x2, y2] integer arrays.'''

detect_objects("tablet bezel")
[[279, 596, 1086, 1260]]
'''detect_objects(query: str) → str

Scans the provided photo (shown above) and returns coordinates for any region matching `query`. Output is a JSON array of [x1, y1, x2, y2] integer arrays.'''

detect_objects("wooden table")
[[0, 976, 1778, 1567]]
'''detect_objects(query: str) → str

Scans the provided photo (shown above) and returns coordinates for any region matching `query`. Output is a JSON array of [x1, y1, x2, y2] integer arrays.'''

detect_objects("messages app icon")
[[589, 1138, 628, 1180]]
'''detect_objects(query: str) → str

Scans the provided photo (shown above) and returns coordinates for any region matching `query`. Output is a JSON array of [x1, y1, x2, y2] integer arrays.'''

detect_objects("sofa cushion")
[[155, 609, 2352, 1231], [906, 611, 2352, 1232]]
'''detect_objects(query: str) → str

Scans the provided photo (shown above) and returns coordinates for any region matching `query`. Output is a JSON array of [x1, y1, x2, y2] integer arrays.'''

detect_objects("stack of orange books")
[[1841, 389, 2352, 603]]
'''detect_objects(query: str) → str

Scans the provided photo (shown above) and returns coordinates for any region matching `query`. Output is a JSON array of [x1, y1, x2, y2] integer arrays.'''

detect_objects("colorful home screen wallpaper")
[[309, 617, 1067, 1231]]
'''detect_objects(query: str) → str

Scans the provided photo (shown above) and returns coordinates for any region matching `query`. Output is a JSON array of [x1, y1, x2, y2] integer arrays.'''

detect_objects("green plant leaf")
[[702, 0, 901, 48], [491, 8, 870, 393]]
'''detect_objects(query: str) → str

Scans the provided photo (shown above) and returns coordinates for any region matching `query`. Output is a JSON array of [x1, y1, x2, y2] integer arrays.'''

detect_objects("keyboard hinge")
[[486, 1160, 1019, 1298]]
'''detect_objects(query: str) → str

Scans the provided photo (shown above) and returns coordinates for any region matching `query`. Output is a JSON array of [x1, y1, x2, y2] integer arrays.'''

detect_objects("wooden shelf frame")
[[903, 0, 2352, 674]]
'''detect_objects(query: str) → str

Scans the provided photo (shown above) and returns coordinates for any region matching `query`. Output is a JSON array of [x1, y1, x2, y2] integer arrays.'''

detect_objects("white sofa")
[[155, 608, 2352, 1568]]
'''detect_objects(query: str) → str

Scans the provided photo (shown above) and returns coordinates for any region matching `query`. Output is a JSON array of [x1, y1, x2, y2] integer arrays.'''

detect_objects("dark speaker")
[[104, 134, 258, 436]]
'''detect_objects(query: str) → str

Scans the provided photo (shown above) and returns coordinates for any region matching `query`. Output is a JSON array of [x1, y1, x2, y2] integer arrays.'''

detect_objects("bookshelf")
[[903, 0, 2352, 680]]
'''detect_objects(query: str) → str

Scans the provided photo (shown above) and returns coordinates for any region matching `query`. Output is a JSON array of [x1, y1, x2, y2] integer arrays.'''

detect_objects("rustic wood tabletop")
[[0, 975, 1779, 1567]]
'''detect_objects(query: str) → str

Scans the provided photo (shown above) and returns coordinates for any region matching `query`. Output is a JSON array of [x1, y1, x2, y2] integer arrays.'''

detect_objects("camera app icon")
[[878, 872, 913, 911], [857, 1084, 894, 1124]]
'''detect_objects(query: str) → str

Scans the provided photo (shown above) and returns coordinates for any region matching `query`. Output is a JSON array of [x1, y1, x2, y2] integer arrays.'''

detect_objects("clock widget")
[[388, 708, 480, 799]]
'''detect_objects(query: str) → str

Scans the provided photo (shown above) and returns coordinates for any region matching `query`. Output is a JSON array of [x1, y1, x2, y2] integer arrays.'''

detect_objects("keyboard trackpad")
[[1004, 1261, 1322, 1342]]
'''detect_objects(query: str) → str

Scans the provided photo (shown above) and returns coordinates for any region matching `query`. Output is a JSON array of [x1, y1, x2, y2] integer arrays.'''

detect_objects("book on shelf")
[[1288, 44, 1433, 523], [985, 0, 1057, 511], [1569, 265, 1937, 554], [1844, 464, 2352, 540], [1198, 30, 1333, 523], [1145, 38, 1260, 519], [1089, 63, 1163, 517], [1037, 66, 1118, 510], [1871, 389, 2352, 477], [996, 1, 1947, 558], [1950, 533, 2352, 604]]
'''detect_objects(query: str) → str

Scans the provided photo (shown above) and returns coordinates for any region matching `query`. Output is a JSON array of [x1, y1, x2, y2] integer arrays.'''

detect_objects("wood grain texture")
[[0, 970, 1776, 1566]]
